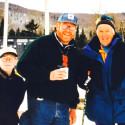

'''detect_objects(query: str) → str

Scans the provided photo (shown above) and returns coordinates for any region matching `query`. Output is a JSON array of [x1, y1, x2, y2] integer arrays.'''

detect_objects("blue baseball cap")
[[57, 13, 78, 25]]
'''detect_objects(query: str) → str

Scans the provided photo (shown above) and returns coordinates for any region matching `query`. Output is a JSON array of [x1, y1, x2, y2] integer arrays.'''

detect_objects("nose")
[[65, 27, 70, 32], [102, 32, 107, 36]]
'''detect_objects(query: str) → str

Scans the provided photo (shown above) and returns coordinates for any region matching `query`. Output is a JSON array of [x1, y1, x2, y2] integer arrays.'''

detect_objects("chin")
[[101, 41, 110, 46]]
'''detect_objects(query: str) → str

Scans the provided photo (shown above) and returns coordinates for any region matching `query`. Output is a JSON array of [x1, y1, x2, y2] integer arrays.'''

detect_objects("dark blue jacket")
[[81, 33, 125, 124]]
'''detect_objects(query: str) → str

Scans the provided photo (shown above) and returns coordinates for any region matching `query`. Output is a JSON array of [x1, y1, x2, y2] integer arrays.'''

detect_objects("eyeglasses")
[[0, 57, 16, 62], [62, 24, 76, 31]]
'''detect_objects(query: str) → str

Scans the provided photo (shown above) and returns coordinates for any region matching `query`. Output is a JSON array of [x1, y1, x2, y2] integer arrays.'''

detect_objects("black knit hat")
[[96, 15, 115, 30]]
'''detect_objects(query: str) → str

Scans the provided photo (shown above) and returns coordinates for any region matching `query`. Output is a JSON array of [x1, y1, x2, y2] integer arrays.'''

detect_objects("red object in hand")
[[62, 55, 68, 67], [88, 71, 90, 75]]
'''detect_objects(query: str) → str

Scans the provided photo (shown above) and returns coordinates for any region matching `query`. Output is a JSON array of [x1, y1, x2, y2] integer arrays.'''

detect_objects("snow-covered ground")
[[74, 109, 95, 125], [75, 86, 95, 125]]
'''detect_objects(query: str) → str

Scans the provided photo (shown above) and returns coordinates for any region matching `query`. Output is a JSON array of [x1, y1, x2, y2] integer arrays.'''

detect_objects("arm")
[[77, 54, 89, 89]]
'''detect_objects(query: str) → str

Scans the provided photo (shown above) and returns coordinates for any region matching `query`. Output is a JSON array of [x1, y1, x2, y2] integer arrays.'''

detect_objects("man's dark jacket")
[[17, 32, 87, 108]]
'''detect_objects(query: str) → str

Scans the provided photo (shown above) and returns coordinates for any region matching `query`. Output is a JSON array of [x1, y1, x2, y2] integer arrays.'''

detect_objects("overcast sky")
[[0, 0, 125, 14]]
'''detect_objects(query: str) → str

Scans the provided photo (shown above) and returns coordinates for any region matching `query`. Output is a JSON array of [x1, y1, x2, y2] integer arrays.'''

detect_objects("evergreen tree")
[[16, 27, 21, 37], [75, 27, 87, 51], [75, 25, 80, 42], [79, 28, 87, 48], [25, 19, 39, 35], [89, 31, 93, 40], [8, 29, 15, 37], [89, 30, 96, 41]]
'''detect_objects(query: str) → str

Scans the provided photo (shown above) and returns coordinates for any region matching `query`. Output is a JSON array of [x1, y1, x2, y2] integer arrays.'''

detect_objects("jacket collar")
[[87, 32, 122, 52], [51, 31, 76, 49], [0, 68, 15, 80]]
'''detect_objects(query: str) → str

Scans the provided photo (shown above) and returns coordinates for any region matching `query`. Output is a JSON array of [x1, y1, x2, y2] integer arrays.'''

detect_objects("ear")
[[0, 60, 2, 68], [96, 28, 98, 34], [56, 23, 60, 30], [113, 30, 115, 36]]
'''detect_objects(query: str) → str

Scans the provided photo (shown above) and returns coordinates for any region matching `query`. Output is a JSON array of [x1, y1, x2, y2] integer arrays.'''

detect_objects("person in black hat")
[[17, 13, 87, 125], [0, 47, 26, 125], [81, 14, 125, 125]]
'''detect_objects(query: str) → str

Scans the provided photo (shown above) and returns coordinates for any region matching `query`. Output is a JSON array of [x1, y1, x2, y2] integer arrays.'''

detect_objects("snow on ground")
[[74, 109, 95, 125], [75, 87, 95, 125]]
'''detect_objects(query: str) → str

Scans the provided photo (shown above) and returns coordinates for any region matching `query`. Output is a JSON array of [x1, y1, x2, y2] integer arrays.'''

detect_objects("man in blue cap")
[[17, 13, 87, 125]]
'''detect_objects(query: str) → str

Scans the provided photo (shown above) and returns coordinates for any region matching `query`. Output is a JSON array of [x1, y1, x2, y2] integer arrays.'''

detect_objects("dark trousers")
[[96, 123, 125, 125]]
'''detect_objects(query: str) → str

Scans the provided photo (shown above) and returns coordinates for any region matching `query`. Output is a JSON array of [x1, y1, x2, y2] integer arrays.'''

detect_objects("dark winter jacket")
[[0, 68, 26, 125], [17, 31, 86, 108], [81, 32, 125, 124]]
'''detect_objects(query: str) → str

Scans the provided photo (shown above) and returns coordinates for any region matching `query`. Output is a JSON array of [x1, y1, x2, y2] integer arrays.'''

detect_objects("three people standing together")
[[1, 13, 125, 125]]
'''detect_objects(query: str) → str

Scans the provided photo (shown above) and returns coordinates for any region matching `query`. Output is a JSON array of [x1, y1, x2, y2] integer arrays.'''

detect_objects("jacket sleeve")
[[69, 98, 80, 109], [77, 54, 89, 89], [16, 37, 50, 83]]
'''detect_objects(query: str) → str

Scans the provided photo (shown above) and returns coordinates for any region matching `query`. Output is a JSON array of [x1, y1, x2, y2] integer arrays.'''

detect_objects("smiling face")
[[56, 22, 77, 45], [0, 54, 18, 76], [96, 24, 115, 46]]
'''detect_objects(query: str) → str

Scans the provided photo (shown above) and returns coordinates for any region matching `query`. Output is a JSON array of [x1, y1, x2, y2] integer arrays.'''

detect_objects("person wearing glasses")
[[0, 47, 26, 125], [17, 13, 87, 125]]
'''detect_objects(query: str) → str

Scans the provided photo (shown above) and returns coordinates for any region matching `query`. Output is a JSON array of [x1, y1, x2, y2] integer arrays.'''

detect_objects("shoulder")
[[14, 74, 25, 84], [113, 39, 125, 62], [120, 41, 125, 47], [34, 33, 54, 43], [28, 33, 54, 49], [115, 39, 125, 52], [14, 73, 26, 88]]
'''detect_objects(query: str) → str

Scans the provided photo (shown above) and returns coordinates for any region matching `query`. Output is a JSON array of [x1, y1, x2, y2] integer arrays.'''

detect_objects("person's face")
[[96, 24, 115, 46], [0, 54, 17, 74], [56, 22, 77, 45]]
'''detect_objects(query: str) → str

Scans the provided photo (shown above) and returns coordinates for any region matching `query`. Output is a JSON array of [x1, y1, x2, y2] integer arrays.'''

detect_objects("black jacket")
[[0, 69, 26, 125], [17, 32, 87, 108]]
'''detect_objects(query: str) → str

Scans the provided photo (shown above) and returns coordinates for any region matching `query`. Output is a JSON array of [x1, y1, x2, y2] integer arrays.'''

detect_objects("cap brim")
[[0, 52, 18, 58], [58, 20, 77, 25]]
